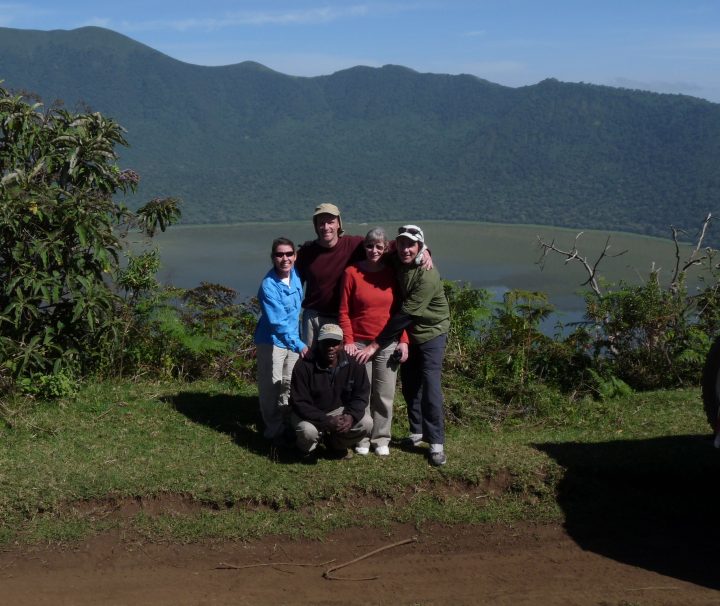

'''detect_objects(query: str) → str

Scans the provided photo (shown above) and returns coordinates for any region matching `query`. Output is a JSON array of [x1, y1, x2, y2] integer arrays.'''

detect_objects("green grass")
[[0, 379, 714, 545]]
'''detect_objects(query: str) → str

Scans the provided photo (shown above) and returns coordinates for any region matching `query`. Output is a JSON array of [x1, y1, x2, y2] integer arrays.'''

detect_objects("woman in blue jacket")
[[254, 237, 308, 442]]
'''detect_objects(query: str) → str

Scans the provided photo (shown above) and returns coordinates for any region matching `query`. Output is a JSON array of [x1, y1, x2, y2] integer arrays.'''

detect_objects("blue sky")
[[2, 1, 719, 102]]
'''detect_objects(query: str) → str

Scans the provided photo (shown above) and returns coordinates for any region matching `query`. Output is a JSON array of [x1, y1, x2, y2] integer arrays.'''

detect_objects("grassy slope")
[[0, 379, 714, 545]]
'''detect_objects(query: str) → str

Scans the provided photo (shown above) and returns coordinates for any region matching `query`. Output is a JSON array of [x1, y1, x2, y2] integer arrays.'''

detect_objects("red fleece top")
[[338, 263, 409, 344]]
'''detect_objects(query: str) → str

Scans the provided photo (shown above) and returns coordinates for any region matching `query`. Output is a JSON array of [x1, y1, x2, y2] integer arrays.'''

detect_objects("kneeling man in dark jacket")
[[290, 323, 372, 458]]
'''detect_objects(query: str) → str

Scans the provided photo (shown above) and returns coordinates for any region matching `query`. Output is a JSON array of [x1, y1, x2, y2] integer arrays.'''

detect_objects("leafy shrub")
[[17, 370, 77, 400], [0, 87, 180, 389], [0, 89, 132, 379], [117, 249, 162, 303], [536, 218, 720, 395], [586, 369, 633, 401], [441, 283, 586, 423], [584, 274, 710, 389], [443, 281, 493, 373], [110, 280, 259, 384]]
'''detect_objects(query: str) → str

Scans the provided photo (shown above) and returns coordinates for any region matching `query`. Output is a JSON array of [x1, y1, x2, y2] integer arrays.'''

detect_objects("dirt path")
[[1, 522, 717, 605]]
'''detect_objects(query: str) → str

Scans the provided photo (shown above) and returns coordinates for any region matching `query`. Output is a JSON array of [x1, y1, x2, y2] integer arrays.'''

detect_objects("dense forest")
[[1, 26, 719, 237]]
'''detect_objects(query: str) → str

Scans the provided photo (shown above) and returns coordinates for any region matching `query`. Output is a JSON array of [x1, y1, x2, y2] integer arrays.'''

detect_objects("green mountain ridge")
[[1, 25, 719, 237]]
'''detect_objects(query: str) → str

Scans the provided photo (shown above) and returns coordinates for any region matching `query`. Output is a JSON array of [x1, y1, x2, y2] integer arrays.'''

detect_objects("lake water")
[[147, 220, 699, 327]]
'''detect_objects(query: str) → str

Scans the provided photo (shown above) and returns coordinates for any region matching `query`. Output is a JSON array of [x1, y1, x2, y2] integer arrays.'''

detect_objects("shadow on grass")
[[164, 391, 299, 463], [536, 434, 720, 590]]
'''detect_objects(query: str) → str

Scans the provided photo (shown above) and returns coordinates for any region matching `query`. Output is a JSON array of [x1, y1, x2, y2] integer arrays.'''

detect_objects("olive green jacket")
[[395, 262, 450, 344]]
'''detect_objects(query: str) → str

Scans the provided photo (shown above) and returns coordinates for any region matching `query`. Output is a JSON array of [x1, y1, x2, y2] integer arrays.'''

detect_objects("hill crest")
[[0, 26, 718, 238]]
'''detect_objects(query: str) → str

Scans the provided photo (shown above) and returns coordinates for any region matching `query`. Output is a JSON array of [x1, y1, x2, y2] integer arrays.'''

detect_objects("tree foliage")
[[583, 275, 706, 389], [540, 217, 720, 392], [438, 214, 720, 426], [1, 86, 129, 378], [0, 85, 179, 382]]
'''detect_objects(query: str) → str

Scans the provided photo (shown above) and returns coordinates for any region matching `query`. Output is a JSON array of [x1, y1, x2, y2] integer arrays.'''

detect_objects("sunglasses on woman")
[[273, 251, 295, 258]]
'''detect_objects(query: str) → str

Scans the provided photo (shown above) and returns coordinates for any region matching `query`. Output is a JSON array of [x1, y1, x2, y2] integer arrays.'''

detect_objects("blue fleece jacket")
[[254, 267, 307, 353]]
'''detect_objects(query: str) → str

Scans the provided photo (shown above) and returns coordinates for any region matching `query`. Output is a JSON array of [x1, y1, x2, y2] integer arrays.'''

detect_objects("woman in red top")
[[338, 227, 409, 456]]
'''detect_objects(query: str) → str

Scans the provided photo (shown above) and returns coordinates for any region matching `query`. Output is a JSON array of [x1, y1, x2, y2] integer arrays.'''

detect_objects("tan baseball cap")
[[313, 203, 344, 235], [317, 323, 344, 342]]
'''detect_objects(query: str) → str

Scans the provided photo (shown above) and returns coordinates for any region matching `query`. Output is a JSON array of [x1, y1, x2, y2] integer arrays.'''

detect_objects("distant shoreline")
[[163, 219, 680, 244]]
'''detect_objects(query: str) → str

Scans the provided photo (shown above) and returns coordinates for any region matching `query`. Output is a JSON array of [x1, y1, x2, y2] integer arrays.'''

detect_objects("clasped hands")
[[326, 413, 354, 433]]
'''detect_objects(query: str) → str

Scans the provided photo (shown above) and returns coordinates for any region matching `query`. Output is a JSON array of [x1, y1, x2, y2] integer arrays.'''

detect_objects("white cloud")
[[120, 5, 379, 33], [226, 5, 370, 26]]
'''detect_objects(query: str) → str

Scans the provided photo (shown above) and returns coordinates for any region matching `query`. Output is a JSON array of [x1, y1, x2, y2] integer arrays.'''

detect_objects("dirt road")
[[1, 522, 717, 605]]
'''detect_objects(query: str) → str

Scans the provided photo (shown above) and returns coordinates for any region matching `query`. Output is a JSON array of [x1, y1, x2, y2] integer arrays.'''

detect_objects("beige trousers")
[[355, 341, 399, 449], [291, 407, 372, 453]]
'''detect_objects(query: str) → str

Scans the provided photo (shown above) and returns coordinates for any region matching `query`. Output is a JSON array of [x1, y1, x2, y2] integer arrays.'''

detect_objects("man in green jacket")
[[358, 225, 450, 466]]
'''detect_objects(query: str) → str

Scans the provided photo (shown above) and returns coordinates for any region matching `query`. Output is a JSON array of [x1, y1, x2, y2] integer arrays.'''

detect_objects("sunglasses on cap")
[[273, 251, 295, 258], [398, 226, 422, 237]]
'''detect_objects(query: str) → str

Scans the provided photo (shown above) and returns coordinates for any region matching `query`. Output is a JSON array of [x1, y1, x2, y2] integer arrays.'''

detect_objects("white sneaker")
[[375, 445, 390, 456], [355, 446, 370, 456]]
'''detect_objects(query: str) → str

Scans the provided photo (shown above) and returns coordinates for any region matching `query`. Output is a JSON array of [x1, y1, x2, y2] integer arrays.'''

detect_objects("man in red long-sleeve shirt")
[[295, 204, 433, 349], [294, 203, 365, 348]]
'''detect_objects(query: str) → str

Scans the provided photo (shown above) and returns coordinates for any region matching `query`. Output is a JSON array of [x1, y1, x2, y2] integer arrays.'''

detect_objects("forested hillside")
[[1, 25, 718, 236]]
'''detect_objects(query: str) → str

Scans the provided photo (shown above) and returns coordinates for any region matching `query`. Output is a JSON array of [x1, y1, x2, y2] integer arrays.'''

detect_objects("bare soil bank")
[[1, 521, 717, 605]]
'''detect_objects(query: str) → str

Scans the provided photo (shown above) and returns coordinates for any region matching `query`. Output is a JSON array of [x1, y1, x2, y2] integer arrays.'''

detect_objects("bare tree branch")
[[670, 213, 712, 291], [536, 232, 627, 297]]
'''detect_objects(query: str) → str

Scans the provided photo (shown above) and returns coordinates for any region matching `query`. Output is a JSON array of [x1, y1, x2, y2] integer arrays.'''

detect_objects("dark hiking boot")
[[327, 447, 354, 460]]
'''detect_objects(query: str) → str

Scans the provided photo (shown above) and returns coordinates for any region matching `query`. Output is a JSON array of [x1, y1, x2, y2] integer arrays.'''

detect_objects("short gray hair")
[[364, 226, 387, 245]]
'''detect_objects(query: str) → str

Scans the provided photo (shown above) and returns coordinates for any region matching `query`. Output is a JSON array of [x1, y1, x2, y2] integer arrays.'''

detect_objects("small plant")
[[17, 370, 77, 400], [117, 249, 162, 304], [587, 369, 633, 400]]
